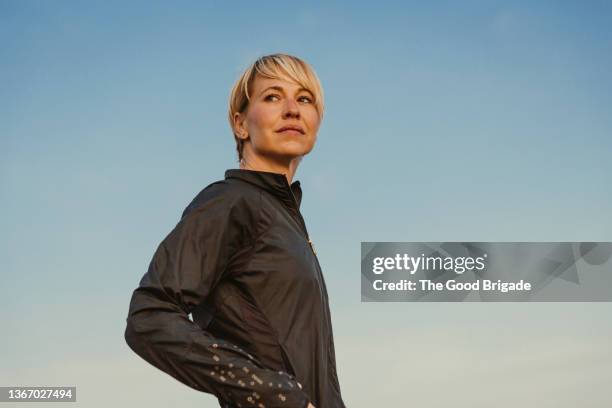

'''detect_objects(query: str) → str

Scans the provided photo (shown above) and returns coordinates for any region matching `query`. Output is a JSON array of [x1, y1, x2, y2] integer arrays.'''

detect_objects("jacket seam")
[[214, 185, 264, 284], [236, 190, 298, 377], [178, 184, 263, 362], [240, 291, 296, 376], [232, 188, 271, 264]]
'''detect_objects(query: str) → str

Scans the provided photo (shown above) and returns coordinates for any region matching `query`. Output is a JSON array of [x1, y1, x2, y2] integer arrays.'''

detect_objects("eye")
[[264, 94, 280, 102], [298, 95, 314, 103]]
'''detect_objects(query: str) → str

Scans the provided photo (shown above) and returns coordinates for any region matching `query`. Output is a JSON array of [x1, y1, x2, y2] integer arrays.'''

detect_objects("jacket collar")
[[224, 169, 303, 210]]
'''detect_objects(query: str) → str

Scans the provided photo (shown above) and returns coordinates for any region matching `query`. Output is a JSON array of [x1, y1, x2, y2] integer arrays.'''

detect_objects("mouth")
[[275, 125, 305, 135]]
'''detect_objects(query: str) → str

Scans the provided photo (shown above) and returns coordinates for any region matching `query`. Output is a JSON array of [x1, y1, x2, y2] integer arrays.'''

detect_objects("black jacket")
[[124, 169, 346, 408]]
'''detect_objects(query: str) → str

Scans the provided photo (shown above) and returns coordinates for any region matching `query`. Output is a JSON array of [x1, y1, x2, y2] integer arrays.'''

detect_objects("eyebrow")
[[259, 85, 314, 97]]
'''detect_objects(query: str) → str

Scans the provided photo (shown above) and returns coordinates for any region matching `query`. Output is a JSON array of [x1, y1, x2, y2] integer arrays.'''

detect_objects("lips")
[[275, 125, 305, 134]]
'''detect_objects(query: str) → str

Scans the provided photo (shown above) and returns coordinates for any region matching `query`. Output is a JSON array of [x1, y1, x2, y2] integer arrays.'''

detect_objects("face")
[[235, 74, 321, 164]]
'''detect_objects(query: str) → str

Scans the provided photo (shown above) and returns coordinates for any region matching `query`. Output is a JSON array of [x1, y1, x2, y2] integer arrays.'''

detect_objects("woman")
[[124, 53, 346, 408]]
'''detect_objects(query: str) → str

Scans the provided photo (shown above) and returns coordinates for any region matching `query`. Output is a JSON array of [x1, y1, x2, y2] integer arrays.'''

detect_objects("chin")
[[275, 143, 314, 158]]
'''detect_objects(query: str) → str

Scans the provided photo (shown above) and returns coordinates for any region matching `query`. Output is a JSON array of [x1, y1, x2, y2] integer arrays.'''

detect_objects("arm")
[[124, 189, 311, 408]]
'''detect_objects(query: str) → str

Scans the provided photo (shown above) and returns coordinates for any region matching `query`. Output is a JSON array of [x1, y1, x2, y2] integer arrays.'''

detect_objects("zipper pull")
[[308, 238, 317, 256]]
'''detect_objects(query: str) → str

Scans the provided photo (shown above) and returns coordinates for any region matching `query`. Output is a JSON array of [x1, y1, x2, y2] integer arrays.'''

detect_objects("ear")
[[233, 112, 249, 141]]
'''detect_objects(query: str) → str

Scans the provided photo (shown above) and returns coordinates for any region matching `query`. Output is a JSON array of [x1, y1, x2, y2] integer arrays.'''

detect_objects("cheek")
[[305, 111, 321, 135], [248, 105, 277, 131]]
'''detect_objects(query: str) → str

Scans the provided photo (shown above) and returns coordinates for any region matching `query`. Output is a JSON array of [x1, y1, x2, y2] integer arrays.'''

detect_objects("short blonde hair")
[[228, 53, 325, 161]]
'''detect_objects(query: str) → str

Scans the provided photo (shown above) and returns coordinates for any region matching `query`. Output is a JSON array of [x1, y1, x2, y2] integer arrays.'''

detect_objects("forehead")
[[251, 75, 311, 95]]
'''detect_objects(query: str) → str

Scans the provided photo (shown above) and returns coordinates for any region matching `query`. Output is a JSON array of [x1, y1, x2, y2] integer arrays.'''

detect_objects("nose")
[[282, 98, 300, 119]]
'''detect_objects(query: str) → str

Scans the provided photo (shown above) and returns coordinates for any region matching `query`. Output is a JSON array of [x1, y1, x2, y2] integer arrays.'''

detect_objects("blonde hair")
[[228, 53, 325, 161]]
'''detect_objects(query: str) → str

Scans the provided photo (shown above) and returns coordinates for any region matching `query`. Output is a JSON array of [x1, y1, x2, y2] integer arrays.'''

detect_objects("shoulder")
[[180, 178, 262, 225], [153, 179, 262, 269]]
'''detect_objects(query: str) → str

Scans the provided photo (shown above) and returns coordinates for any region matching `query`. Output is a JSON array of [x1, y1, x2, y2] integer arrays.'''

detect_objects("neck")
[[239, 153, 302, 184]]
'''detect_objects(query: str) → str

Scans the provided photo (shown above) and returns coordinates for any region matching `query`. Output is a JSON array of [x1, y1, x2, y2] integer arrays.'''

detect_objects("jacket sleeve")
[[124, 189, 311, 408]]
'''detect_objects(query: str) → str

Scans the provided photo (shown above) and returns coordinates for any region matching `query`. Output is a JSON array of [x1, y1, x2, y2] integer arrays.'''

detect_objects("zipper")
[[282, 181, 337, 383], [286, 193, 319, 263], [284, 183, 331, 327]]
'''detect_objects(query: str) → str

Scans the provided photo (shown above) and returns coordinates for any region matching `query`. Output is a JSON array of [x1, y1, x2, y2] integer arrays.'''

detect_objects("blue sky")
[[2, 1, 611, 407]]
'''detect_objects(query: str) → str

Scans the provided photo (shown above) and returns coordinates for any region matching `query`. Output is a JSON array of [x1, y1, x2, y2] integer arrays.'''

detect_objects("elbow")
[[124, 291, 151, 355], [124, 312, 144, 355], [124, 309, 158, 363], [124, 316, 136, 349], [123, 290, 174, 355], [123, 288, 185, 357]]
